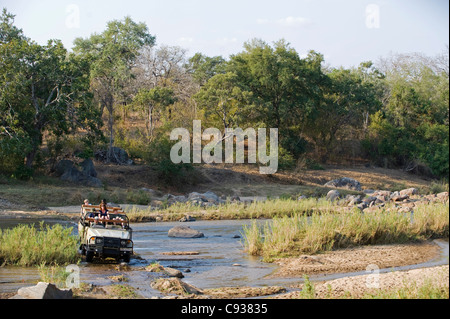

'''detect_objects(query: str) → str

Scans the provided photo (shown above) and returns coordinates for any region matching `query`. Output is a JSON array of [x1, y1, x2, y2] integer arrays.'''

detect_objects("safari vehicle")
[[78, 205, 133, 263]]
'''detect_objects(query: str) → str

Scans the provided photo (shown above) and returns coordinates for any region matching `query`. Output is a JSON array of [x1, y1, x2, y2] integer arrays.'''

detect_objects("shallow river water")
[[0, 219, 448, 298]]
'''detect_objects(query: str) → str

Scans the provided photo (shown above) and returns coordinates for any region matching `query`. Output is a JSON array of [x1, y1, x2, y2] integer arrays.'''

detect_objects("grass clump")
[[0, 222, 80, 266], [243, 202, 449, 261]]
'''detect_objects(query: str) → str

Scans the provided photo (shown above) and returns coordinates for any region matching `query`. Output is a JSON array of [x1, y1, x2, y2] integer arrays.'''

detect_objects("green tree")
[[186, 53, 227, 86], [73, 16, 155, 162], [229, 39, 308, 129], [306, 64, 382, 161], [227, 39, 316, 159], [0, 9, 100, 175], [366, 52, 449, 178], [133, 86, 177, 137], [194, 72, 252, 131]]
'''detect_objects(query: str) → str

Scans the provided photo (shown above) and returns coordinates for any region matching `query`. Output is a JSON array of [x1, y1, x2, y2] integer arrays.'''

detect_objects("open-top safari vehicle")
[[78, 205, 133, 263]]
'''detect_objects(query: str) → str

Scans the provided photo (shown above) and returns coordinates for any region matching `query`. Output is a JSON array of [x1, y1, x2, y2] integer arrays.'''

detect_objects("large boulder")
[[324, 177, 362, 191], [56, 159, 102, 187], [60, 166, 83, 183], [168, 226, 204, 238], [110, 147, 132, 165], [16, 282, 72, 299], [80, 158, 97, 178], [54, 160, 75, 177]]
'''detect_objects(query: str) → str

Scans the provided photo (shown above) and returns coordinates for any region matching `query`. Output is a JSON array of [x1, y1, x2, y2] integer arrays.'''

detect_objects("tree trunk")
[[105, 95, 115, 162], [148, 104, 154, 138], [25, 147, 37, 169]]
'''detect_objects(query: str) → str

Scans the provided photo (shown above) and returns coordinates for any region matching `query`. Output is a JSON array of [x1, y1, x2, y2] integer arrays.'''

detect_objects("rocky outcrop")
[[324, 177, 362, 191], [347, 188, 449, 213]]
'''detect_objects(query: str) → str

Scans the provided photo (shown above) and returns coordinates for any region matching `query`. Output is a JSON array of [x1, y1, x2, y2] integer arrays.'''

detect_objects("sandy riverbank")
[[271, 240, 444, 277], [274, 265, 449, 299]]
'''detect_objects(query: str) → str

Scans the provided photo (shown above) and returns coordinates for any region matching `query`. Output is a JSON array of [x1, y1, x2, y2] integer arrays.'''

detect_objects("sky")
[[1, 0, 448, 68]]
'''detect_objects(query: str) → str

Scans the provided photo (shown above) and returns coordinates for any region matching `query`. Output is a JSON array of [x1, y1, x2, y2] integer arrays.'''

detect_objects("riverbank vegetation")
[[0, 222, 79, 266], [126, 197, 340, 222], [242, 202, 449, 261]]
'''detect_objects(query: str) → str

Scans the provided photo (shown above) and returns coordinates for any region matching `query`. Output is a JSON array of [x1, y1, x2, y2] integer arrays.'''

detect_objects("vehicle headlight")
[[121, 240, 133, 248], [90, 237, 103, 245]]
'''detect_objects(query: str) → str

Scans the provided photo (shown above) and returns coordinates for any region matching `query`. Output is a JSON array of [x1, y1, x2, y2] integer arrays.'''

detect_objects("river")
[[0, 218, 448, 298]]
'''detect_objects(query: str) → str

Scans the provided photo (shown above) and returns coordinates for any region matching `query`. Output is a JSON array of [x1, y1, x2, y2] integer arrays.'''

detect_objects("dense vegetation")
[[1, 9, 448, 181], [0, 222, 79, 266]]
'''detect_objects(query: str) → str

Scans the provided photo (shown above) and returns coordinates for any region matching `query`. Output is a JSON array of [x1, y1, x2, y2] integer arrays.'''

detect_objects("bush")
[[12, 164, 34, 181], [0, 135, 31, 177], [145, 135, 194, 185]]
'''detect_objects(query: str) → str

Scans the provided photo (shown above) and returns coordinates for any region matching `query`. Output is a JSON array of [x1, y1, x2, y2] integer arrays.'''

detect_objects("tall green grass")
[[243, 202, 449, 261], [0, 222, 80, 266]]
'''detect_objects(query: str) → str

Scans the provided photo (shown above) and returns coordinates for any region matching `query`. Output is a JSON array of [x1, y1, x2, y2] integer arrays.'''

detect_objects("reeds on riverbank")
[[126, 197, 336, 222], [0, 222, 79, 266], [243, 202, 449, 261]]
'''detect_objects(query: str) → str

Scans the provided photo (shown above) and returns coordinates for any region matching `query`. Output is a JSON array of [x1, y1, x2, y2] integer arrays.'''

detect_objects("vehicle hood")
[[86, 227, 131, 240]]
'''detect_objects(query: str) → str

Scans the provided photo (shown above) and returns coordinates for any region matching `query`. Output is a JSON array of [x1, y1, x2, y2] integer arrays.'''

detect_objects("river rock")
[[151, 278, 203, 295], [168, 226, 204, 238], [16, 282, 72, 299], [164, 267, 184, 278]]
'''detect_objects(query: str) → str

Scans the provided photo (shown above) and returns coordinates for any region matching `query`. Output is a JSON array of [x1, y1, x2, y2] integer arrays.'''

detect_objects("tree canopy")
[[1, 8, 448, 180]]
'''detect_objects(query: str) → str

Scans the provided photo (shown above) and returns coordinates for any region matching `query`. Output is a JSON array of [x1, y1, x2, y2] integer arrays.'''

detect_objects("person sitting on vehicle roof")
[[98, 203, 110, 222], [80, 199, 91, 217]]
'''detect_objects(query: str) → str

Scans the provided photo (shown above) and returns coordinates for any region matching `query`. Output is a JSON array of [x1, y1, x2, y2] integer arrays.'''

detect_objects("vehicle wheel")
[[86, 251, 94, 263], [122, 254, 130, 263]]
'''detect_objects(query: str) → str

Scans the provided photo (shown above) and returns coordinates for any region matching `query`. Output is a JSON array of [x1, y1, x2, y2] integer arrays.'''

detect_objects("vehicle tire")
[[123, 254, 130, 263], [86, 251, 94, 263]]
